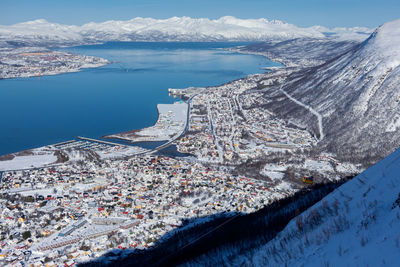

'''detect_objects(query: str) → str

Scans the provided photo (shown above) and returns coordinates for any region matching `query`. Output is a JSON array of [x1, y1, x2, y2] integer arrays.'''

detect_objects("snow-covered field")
[[304, 159, 334, 172], [106, 102, 187, 143], [260, 164, 287, 181], [261, 171, 285, 181], [137, 103, 187, 139], [336, 162, 360, 174], [96, 146, 147, 159], [0, 152, 57, 171]]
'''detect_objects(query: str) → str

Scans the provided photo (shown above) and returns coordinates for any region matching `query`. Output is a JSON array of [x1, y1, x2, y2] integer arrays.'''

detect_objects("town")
[[0, 70, 361, 266], [0, 47, 108, 79], [0, 153, 296, 266]]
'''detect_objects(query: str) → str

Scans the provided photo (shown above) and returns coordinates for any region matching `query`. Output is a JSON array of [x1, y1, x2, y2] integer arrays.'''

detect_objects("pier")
[[77, 136, 124, 147], [52, 140, 76, 147]]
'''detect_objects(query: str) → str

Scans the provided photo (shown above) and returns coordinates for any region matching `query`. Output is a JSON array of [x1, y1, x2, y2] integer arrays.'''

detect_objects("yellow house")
[[42, 230, 51, 236], [69, 251, 80, 259]]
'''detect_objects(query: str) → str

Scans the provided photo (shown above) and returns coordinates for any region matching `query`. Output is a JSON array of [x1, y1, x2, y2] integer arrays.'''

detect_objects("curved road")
[[279, 86, 324, 140]]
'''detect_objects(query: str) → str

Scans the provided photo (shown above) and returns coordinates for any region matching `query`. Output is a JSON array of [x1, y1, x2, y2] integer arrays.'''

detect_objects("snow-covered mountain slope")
[[238, 38, 360, 67], [233, 146, 400, 267], [258, 18, 400, 164], [0, 16, 373, 47]]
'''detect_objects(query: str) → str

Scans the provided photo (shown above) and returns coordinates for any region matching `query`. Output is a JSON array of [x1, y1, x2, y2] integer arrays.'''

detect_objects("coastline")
[[227, 47, 290, 68], [104, 102, 188, 143], [0, 101, 189, 171], [0, 43, 272, 168], [0, 61, 110, 80], [0, 47, 110, 80]]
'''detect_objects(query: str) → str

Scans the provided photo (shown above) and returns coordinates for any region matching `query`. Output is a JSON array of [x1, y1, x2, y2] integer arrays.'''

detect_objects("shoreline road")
[[150, 94, 198, 153]]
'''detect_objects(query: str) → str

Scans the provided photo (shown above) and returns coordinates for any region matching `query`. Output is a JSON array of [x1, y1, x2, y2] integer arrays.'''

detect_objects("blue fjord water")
[[0, 42, 280, 156]]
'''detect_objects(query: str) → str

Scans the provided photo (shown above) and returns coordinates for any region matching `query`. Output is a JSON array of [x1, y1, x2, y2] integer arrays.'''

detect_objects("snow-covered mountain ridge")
[[361, 18, 400, 69], [257, 18, 400, 164], [233, 146, 400, 266], [0, 16, 373, 47]]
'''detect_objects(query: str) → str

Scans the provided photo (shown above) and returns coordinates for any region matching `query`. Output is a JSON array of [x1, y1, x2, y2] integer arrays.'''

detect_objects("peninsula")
[[0, 47, 109, 79]]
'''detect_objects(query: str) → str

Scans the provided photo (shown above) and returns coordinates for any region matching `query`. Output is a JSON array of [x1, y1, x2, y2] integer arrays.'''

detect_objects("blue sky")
[[1, 0, 399, 28]]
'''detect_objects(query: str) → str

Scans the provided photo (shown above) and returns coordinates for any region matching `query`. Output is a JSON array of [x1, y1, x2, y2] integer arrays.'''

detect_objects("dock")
[[77, 136, 124, 147], [52, 140, 76, 147]]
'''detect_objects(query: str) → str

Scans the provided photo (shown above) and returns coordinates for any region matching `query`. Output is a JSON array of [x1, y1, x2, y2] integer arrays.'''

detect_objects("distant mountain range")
[[0, 16, 373, 47]]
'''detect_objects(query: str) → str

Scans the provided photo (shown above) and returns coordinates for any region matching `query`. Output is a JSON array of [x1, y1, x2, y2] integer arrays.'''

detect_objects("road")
[[280, 86, 324, 140], [150, 94, 198, 154]]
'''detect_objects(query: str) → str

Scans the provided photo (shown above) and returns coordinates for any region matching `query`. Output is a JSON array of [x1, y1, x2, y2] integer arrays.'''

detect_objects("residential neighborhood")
[[0, 153, 296, 266], [0, 70, 360, 266]]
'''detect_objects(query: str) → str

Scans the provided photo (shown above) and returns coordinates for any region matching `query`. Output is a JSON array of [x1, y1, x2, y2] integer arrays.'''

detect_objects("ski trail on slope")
[[280, 87, 324, 140]]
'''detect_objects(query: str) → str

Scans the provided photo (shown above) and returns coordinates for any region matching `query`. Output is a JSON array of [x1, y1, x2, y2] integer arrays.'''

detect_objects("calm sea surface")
[[0, 42, 280, 156]]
